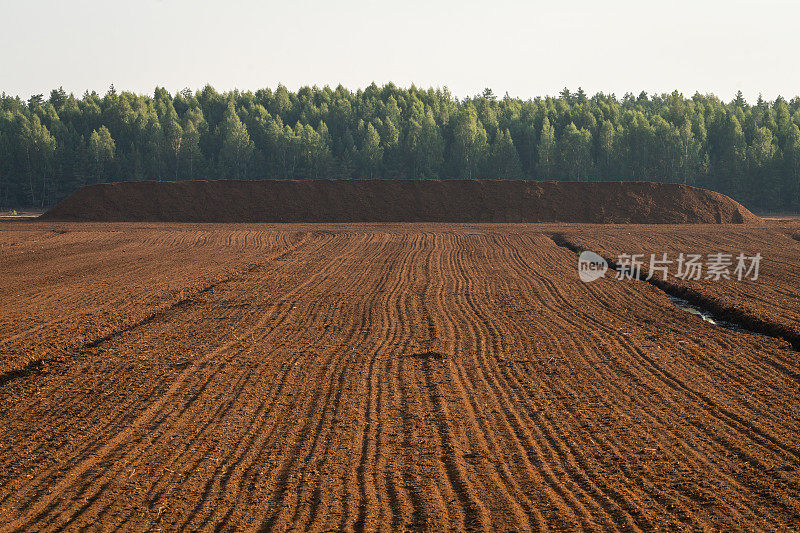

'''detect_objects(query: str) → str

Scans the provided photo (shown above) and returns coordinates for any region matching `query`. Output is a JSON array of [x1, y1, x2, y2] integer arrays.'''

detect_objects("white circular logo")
[[578, 251, 608, 282]]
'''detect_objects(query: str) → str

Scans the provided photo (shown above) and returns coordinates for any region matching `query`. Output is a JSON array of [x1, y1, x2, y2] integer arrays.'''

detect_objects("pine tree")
[[88, 126, 115, 184], [218, 103, 254, 179], [490, 129, 523, 179], [784, 124, 800, 208], [597, 120, 617, 178], [678, 118, 705, 184], [359, 122, 383, 178], [450, 106, 487, 179], [559, 123, 593, 179], [48, 87, 67, 111], [178, 120, 203, 179], [143, 115, 165, 179], [0, 129, 8, 207], [18, 115, 56, 205], [536, 117, 557, 178], [747, 126, 777, 207]]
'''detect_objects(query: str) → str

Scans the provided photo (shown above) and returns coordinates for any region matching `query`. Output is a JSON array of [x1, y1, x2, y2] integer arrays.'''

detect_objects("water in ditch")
[[666, 294, 765, 337]]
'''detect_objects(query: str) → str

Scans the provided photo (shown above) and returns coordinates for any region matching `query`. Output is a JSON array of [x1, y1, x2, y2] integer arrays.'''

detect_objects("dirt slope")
[[41, 179, 761, 223], [1, 222, 798, 532]]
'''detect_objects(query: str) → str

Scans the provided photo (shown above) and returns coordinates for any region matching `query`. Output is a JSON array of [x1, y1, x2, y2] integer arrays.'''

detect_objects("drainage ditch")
[[550, 233, 799, 351], [665, 295, 765, 337]]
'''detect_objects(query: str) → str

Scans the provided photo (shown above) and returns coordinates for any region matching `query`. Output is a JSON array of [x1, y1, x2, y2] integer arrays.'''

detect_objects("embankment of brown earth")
[[41, 179, 761, 223]]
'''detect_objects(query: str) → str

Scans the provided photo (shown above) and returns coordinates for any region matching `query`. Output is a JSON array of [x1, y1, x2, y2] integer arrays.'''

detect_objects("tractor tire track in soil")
[[1, 222, 799, 531]]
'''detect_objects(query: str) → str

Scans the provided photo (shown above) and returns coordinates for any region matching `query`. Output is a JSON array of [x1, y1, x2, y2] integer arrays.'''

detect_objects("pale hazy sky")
[[2, 0, 798, 103]]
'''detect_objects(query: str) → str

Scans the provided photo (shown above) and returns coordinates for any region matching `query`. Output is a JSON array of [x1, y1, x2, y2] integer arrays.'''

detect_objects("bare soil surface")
[[1, 221, 798, 532], [40, 180, 760, 224]]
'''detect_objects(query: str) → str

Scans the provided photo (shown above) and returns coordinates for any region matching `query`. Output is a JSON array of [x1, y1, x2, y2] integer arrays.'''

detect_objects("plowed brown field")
[[1, 221, 799, 532]]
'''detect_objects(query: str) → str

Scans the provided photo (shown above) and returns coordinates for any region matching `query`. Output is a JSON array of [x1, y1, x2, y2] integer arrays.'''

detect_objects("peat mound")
[[41, 179, 761, 224]]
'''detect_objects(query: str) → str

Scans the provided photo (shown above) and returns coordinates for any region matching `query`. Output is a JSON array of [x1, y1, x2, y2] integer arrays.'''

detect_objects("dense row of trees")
[[1, 84, 799, 211]]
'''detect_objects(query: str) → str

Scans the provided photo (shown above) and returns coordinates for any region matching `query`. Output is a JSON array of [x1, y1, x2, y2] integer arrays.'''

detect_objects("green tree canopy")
[[218, 102, 254, 179], [88, 125, 115, 183], [1, 84, 800, 211]]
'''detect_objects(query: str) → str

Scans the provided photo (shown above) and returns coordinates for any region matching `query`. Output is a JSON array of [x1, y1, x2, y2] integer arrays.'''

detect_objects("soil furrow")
[[2, 222, 799, 531]]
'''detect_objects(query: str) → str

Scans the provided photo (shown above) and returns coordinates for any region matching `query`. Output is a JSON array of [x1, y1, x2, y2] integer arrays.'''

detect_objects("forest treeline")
[[1, 84, 799, 211]]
